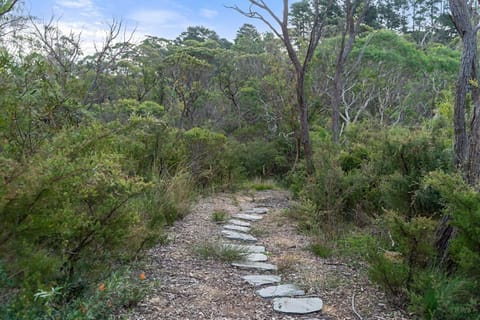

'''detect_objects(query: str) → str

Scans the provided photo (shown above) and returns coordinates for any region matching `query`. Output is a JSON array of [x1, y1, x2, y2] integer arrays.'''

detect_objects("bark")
[[436, 0, 480, 271], [297, 72, 314, 172], [450, 0, 480, 177], [466, 44, 480, 185]]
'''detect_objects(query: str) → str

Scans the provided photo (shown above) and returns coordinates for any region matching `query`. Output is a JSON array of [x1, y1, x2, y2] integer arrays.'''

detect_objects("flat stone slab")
[[233, 213, 263, 221], [222, 230, 257, 242], [273, 297, 323, 314], [244, 253, 268, 262], [232, 261, 277, 271], [228, 219, 251, 227], [228, 219, 250, 227], [222, 244, 265, 253], [223, 224, 251, 233], [245, 207, 269, 214], [256, 284, 305, 298], [242, 275, 281, 286]]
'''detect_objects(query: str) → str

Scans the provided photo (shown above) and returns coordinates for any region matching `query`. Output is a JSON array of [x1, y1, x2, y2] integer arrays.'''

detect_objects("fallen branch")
[[352, 292, 363, 320]]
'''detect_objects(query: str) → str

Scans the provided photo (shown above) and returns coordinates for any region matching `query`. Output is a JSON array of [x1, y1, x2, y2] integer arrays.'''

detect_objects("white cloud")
[[128, 9, 190, 39], [200, 9, 218, 19], [56, 0, 93, 9], [55, 0, 101, 18], [54, 20, 110, 54]]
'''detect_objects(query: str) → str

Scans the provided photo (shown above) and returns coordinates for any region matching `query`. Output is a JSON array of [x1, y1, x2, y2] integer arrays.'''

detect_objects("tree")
[[330, 0, 370, 142], [231, 0, 330, 174], [175, 25, 232, 48], [163, 40, 216, 129], [435, 0, 480, 272], [449, 0, 480, 185], [233, 23, 264, 54]]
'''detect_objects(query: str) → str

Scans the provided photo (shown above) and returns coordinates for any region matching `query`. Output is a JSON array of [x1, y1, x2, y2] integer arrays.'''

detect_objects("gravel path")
[[125, 190, 410, 320]]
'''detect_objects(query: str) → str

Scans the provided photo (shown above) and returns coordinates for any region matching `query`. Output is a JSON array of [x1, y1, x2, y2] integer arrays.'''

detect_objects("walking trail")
[[127, 190, 409, 320]]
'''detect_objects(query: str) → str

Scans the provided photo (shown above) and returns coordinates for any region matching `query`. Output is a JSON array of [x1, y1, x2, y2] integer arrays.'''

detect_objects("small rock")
[[228, 219, 251, 227], [273, 297, 323, 314], [233, 213, 263, 221], [242, 275, 281, 286], [232, 261, 277, 271], [223, 224, 251, 233], [256, 284, 305, 298], [222, 230, 257, 242]]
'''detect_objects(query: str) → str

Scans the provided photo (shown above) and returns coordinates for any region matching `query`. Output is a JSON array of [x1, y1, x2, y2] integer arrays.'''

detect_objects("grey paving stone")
[[228, 219, 251, 227], [272, 297, 323, 314], [222, 244, 265, 253], [244, 253, 268, 262], [232, 261, 277, 271], [223, 224, 251, 233], [233, 213, 263, 221], [221, 230, 257, 242], [242, 275, 281, 286], [256, 284, 305, 298]]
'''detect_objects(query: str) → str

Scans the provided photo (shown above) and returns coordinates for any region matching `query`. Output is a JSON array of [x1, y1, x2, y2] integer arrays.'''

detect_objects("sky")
[[23, 0, 286, 51]]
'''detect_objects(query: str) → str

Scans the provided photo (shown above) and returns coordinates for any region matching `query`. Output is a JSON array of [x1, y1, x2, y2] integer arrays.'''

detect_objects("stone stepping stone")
[[273, 297, 323, 314], [233, 213, 263, 221], [256, 284, 305, 298], [223, 224, 251, 233], [242, 275, 281, 286], [244, 253, 268, 262], [222, 244, 265, 253], [232, 261, 277, 271], [222, 230, 257, 242], [228, 219, 251, 227], [245, 207, 269, 214]]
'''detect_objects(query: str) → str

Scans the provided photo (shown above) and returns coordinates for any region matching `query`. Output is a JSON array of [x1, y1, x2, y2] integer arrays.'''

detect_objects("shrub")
[[409, 272, 479, 320], [309, 241, 333, 258], [194, 241, 246, 262], [0, 117, 195, 317], [211, 210, 228, 223], [426, 171, 480, 279], [183, 127, 229, 188]]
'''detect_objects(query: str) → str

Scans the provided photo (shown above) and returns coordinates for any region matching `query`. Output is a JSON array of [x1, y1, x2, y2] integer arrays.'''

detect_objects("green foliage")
[[1, 267, 150, 320], [388, 213, 436, 276], [194, 241, 246, 262], [426, 172, 480, 279], [309, 241, 333, 258], [247, 178, 277, 191], [409, 272, 480, 320], [368, 250, 409, 300], [337, 233, 379, 259], [183, 127, 229, 188], [0, 113, 195, 316], [234, 139, 291, 178], [354, 30, 427, 73], [211, 210, 228, 223]]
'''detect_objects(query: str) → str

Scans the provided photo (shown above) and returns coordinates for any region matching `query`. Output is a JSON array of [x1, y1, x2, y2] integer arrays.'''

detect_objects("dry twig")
[[352, 291, 363, 320]]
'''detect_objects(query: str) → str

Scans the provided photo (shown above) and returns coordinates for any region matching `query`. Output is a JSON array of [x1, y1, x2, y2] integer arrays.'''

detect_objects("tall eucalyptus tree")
[[231, 0, 331, 174]]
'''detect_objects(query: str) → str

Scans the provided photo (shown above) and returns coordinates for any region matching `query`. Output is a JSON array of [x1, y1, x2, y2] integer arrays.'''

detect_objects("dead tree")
[[231, 0, 330, 174], [331, 0, 370, 143]]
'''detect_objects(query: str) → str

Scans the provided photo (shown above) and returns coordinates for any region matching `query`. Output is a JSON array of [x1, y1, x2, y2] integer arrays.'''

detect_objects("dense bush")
[[0, 114, 196, 318], [286, 121, 480, 317]]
